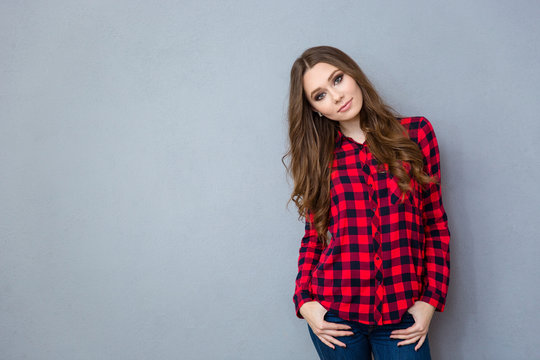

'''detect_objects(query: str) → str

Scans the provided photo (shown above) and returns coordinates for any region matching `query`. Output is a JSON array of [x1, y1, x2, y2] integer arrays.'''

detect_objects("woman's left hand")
[[389, 300, 436, 351]]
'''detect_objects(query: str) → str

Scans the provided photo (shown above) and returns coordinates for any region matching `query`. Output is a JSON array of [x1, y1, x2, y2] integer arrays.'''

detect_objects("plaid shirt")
[[293, 116, 450, 325]]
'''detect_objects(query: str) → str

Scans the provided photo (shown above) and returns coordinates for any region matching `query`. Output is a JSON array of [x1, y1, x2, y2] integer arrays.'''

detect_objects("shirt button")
[[375, 256, 380, 260]]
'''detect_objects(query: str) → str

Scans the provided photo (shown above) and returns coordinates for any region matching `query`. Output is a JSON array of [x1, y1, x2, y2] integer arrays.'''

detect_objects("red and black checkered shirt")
[[293, 116, 450, 325]]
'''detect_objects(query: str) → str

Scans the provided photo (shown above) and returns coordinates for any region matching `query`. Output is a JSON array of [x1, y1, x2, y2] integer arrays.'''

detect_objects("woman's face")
[[302, 62, 363, 123]]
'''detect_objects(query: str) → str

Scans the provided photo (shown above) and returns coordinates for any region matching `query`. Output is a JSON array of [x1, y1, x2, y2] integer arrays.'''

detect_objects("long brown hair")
[[282, 46, 437, 246]]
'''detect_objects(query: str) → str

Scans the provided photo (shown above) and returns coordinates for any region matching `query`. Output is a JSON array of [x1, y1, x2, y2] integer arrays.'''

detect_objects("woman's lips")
[[338, 98, 352, 112]]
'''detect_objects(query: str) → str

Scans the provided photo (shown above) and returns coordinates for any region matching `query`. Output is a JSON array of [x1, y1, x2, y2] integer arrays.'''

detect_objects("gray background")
[[1, 1, 538, 359]]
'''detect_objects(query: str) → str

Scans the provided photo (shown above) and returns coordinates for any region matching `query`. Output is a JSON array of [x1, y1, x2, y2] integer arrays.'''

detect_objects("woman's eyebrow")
[[310, 69, 340, 98]]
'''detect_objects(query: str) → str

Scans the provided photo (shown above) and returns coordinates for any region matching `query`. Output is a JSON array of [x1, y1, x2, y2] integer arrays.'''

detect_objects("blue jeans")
[[307, 311, 431, 360]]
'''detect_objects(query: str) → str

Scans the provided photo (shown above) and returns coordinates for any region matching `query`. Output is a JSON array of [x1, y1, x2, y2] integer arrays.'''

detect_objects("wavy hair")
[[282, 46, 437, 246]]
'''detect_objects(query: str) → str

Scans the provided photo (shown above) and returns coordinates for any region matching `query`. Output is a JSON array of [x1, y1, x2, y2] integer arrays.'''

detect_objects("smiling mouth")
[[338, 98, 352, 112]]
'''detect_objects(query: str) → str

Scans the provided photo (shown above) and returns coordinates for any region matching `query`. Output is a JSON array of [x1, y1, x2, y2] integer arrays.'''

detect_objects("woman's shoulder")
[[397, 116, 434, 144], [397, 116, 431, 130]]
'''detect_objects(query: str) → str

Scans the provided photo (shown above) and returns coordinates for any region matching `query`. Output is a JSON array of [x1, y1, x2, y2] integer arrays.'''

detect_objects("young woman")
[[283, 46, 450, 360]]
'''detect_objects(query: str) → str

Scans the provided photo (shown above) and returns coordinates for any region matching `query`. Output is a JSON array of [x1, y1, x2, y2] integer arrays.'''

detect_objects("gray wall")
[[1, 1, 538, 359]]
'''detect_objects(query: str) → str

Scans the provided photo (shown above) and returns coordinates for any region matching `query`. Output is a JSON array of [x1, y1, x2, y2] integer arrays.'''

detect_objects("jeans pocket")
[[401, 311, 415, 323], [324, 311, 345, 322]]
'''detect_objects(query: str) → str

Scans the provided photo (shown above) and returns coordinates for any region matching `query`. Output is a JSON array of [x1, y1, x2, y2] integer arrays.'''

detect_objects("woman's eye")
[[314, 74, 344, 101]]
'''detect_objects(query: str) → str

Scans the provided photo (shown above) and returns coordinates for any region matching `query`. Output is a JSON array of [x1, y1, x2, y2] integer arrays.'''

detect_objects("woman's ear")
[[312, 108, 322, 117]]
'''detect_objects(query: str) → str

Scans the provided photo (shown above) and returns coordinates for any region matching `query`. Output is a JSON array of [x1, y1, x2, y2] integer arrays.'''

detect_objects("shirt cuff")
[[293, 290, 314, 319], [419, 287, 446, 312]]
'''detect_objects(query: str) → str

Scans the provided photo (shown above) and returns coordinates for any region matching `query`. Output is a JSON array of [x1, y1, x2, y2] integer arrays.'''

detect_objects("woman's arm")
[[417, 117, 451, 312], [293, 209, 324, 319]]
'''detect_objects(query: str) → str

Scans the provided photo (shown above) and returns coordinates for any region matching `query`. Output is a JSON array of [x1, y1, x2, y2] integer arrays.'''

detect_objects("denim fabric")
[[307, 311, 431, 360]]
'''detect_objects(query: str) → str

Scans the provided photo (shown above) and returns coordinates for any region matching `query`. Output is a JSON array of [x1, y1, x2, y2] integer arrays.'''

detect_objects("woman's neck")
[[339, 118, 365, 143]]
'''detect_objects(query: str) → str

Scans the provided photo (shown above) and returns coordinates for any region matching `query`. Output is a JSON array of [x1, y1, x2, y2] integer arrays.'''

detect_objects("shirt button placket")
[[367, 161, 384, 324], [373, 222, 384, 325], [374, 253, 383, 283]]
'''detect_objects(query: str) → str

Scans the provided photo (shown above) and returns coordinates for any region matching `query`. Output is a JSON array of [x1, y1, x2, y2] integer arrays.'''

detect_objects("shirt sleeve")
[[293, 209, 324, 319], [417, 117, 451, 312]]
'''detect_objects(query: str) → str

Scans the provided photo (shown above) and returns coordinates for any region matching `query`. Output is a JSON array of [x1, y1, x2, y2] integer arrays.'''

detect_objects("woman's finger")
[[321, 321, 354, 335], [317, 334, 336, 349], [390, 323, 419, 336], [397, 334, 421, 347], [320, 328, 354, 338], [320, 333, 347, 348], [322, 320, 353, 331], [414, 334, 427, 351], [390, 331, 423, 340]]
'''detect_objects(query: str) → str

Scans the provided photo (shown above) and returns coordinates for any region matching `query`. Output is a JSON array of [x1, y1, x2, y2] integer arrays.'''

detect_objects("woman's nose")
[[330, 89, 343, 102]]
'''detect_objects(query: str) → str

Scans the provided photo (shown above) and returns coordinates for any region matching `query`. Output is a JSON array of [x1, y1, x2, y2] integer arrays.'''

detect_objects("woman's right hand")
[[299, 301, 354, 349]]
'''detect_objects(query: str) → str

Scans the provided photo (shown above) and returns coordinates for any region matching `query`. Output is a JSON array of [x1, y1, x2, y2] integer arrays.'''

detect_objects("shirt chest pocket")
[[375, 166, 420, 209]]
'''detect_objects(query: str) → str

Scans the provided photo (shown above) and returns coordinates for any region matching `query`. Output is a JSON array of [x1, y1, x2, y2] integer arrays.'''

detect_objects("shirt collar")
[[335, 127, 367, 149], [335, 128, 345, 149]]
